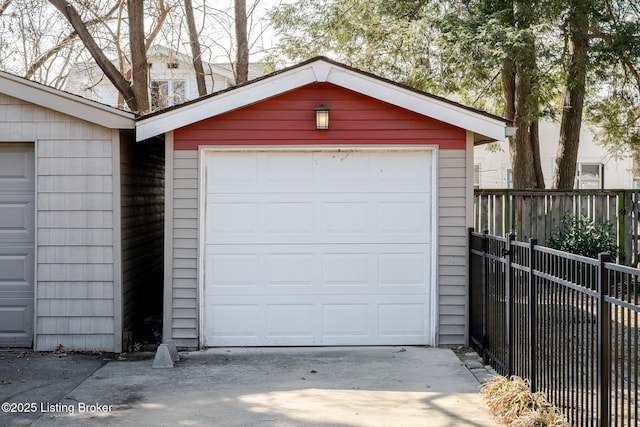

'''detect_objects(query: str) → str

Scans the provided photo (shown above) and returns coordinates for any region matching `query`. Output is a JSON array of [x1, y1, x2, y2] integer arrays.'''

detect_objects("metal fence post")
[[597, 252, 612, 427], [482, 229, 489, 360], [528, 238, 538, 391], [505, 233, 515, 376]]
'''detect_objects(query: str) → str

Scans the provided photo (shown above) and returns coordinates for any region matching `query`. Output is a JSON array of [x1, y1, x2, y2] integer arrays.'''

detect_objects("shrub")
[[481, 375, 570, 426], [547, 213, 620, 259]]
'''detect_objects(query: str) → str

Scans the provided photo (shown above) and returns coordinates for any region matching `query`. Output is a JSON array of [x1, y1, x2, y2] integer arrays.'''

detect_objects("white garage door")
[[203, 149, 435, 346], [0, 143, 35, 347]]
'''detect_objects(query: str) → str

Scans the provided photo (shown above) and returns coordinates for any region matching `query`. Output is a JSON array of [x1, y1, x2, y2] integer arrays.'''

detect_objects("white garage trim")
[[197, 145, 438, 347], [137, 58, 513, 143]]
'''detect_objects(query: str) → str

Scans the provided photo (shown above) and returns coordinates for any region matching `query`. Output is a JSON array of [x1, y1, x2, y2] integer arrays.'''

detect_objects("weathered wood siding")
[[120, 137, 164, 346], [0, 93, 119, 351], [168, 83, 470, 347]]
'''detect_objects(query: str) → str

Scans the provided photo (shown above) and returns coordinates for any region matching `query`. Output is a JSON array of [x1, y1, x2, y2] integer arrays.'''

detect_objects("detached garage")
[[0, 70, 164, 352], [137, 57, 513, 348]]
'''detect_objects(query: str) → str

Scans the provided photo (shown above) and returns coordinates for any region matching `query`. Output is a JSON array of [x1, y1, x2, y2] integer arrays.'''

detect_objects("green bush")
[[547, 213, 620, 259]]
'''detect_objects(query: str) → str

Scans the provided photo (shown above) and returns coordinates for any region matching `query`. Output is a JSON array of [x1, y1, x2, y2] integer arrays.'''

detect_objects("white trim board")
[[196, 144, 439, 347], [136, 58, 514, 142]]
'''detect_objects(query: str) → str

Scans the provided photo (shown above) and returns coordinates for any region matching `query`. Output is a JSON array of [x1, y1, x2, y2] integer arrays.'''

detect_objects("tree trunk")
[[127, 0, 149, 113], [49, 0, 137, 110], [234, 0, 249, 84], [185, 0, 207, 96], [530, 120, 545, 188], [553, 3, 589, 189], [510, 0, 544, 189]]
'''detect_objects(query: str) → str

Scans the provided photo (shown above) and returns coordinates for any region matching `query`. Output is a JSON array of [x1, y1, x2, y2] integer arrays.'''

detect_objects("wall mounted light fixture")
[[315, 105, 330, 130]]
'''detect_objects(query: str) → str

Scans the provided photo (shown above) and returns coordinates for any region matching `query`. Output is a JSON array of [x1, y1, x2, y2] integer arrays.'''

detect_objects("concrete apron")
[[31, 347, 497, 427]]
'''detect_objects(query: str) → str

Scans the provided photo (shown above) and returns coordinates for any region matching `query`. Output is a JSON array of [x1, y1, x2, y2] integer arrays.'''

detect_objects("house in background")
[[0, 70, 163, 352], [64, 45, 267, 110], [137, 57, 513, 348], [474, 121, 637, 189]]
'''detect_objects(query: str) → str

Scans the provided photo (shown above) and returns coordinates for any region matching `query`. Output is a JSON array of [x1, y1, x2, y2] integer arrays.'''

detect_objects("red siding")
[[174, 83, 466, 150]]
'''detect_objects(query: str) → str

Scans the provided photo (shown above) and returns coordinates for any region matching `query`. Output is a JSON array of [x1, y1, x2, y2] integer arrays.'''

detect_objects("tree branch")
[[48, 0, 136, 109], [25, 2, 122, 79]]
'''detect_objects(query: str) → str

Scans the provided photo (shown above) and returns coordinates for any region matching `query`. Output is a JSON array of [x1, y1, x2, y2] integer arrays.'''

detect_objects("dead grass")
[[482, 375, 571, 426]]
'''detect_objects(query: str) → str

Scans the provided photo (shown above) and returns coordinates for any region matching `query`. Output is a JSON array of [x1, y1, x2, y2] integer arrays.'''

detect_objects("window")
[[474, 164, 481, 189], [577, 163, 603, 189], [506, 169, 513, 189], [150, 79, 186, 109], [633, 158, 640, 189]]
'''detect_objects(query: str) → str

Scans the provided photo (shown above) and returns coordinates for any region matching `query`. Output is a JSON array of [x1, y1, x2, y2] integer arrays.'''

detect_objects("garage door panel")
[[205, 295, 429, 346], [322, 304, 370, 337], [207, 252, 259, 287], [207, 193, 431, 244], [206, 153, 259, 189], [207, 152, 431, 194], [0, 145, 35, 189], [321, 253, 369, 286], [204, 150, 433, 346], [0, 249, 35, 289], [265, 253, 315, 286], [206, 244, 430, 296], [266, 203, 314, 234], [209, 202, 258, 235], [0, 197, 34, 239], [266, 304, 315, 337], [379, 304, 427, 336], [0, 301, 33, 346], [376, 152, 432, 186], [378, 252, 429, 286]]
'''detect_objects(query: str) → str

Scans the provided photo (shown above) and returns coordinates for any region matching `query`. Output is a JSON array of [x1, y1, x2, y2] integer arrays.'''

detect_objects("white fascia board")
[[325, 66, 511, 142], [0, 71, 135, 129], [136, 58, 512, 142]]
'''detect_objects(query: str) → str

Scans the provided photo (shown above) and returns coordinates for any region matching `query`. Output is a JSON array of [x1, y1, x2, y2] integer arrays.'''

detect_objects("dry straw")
[[481, 375, 571, 426]]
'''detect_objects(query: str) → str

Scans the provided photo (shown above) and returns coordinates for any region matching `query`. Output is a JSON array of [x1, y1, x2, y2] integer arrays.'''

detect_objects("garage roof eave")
[[135, 57, 513, 142], [0, 69, 135, 129]]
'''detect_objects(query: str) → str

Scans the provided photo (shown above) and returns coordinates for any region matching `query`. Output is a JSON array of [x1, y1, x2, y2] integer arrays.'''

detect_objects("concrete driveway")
[[3, 347, 497, 426]]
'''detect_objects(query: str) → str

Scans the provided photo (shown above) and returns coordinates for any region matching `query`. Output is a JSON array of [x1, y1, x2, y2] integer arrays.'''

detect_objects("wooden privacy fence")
[[474, 189, 640, 266]]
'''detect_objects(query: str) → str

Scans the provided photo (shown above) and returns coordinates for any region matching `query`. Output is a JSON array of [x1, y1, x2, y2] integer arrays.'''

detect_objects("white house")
[[64, 45, 267, 110], [474, 121, 637, 189]]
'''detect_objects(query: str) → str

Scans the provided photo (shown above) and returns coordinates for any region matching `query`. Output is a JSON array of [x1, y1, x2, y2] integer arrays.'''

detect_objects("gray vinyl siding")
[[120, 137, 164, 346], [0, 93, 118, 351], [437, 149, 468, 345], [170, 150, 199, 348]]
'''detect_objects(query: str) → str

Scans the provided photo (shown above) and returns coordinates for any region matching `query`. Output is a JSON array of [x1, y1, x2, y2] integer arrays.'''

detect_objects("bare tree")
[[235, 0, 248, 84], [185, 0, 207, 96], [25, 1, 123, 80], [127, 0, 149, 112], [48, 0, 139, 109]]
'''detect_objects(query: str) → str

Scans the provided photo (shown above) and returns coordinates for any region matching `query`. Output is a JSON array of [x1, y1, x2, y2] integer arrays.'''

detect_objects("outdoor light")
[[315, 105, 330, 130]]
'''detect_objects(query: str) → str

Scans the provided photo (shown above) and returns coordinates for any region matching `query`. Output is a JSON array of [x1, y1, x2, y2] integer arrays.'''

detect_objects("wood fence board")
[[474, 189, 640, 266]]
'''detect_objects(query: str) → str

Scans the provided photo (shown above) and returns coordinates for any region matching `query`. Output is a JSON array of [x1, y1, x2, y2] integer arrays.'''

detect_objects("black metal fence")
[[469, 229, 639, 427]]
